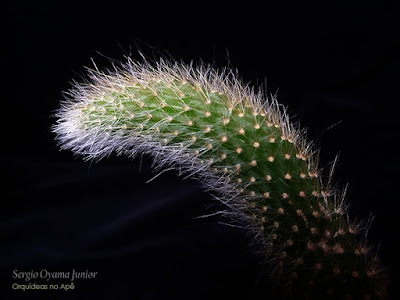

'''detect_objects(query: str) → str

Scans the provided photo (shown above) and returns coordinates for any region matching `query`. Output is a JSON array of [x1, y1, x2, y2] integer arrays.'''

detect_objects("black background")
[[2, 1, 399, 299]]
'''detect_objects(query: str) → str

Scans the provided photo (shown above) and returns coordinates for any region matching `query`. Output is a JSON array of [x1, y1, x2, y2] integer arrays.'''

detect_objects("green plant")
[[53, 58, 388, 299]]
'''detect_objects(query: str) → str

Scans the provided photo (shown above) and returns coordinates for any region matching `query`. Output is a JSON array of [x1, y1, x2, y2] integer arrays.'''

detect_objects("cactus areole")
[[53, 58, 388, 299]]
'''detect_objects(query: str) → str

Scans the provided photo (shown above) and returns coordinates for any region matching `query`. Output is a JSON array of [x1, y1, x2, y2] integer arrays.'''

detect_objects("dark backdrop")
[[2, 1, 399, 299]]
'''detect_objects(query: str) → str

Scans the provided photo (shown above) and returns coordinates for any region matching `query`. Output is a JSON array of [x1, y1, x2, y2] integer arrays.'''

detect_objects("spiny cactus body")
[[53, 58, 387, 299]]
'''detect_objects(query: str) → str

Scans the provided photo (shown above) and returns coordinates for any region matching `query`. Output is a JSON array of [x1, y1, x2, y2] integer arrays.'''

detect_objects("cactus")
[[53, 58, 388, 299]]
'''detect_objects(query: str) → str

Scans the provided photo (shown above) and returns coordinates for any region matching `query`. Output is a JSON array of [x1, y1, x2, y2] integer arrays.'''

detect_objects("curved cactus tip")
[[53, 56, 389, 299]]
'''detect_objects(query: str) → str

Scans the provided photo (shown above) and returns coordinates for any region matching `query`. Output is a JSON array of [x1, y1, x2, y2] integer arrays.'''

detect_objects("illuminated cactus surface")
[[53, 58, 388, 299]]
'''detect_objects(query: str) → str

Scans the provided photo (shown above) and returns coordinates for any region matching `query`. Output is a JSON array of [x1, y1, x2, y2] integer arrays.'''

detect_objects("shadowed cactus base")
[[53, 58, 388, 299]]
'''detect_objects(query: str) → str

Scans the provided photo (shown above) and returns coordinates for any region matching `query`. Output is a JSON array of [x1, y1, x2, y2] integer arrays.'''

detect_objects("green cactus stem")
[[53, 58, 388, 299]]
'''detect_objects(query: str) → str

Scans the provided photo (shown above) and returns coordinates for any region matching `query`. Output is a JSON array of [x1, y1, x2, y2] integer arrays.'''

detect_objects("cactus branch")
[[53, 57, 388, 299]]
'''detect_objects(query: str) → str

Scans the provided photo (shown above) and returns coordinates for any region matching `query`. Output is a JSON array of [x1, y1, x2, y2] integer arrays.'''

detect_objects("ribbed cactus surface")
[[53, 59, 388, 299]]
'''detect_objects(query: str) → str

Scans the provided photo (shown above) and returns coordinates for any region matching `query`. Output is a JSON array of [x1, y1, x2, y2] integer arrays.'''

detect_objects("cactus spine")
[[53, 58, 388, 299]]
